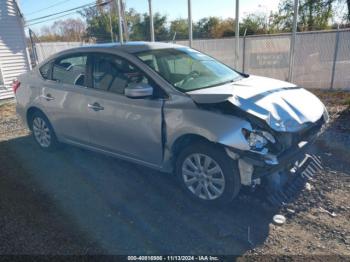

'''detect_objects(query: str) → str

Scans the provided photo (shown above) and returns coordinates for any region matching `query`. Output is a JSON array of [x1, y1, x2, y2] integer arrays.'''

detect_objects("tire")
[[30, 111, 59, 151], [175, 142, 241, 205]]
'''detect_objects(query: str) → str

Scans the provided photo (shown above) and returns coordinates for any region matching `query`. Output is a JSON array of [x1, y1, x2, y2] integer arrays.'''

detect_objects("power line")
[[25, 11, 79, 27], [25, 0, 71, 16], [26, 1, 96, 22], [26, 1, 110, 23], [25, 1, 111, 27]]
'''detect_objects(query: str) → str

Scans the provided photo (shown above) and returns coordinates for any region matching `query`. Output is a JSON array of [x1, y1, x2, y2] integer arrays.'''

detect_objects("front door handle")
[[88, 102, 104, 111], [41, 94, 55, 101]]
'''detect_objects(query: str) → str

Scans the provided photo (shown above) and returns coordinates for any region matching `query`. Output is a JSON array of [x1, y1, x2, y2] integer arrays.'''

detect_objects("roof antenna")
[[172, 32, 177, 43]]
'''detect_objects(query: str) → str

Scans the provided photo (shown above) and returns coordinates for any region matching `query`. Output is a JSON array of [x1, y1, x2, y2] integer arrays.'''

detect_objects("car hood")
[[187, 75, 326, 132]]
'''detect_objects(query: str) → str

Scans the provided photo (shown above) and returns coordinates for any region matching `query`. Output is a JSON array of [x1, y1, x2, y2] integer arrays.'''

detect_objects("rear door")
[[39, 53, 91, 144]]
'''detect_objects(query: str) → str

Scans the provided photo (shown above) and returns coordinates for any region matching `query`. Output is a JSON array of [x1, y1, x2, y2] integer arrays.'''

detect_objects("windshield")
[[135, 48, 242, 92]]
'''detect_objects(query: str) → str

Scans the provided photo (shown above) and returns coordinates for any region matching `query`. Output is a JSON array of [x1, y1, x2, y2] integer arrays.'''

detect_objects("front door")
[[85, 53, 164, 167]]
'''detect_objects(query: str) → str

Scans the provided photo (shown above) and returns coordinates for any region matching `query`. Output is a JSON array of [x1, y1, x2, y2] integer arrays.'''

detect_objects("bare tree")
[[39, 18, 86, 42]]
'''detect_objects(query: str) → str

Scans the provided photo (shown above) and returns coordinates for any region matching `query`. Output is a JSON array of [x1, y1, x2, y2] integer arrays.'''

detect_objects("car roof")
[[71, 41, 186, 54], [37, 41, 188, 67]]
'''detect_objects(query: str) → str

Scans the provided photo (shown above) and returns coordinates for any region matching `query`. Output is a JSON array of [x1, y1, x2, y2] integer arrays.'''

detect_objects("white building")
[[0, 0, 31, 99]]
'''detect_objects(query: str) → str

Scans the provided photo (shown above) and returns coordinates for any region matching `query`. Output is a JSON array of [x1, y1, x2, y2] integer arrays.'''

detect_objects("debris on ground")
[[286, 208, 295, 215], [273, 215, 286, 226], [305, 182, 312, 191], [319, 207, 337, 218]]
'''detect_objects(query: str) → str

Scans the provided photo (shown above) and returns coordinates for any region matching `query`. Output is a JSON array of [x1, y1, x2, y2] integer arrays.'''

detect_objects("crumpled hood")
[[187, 75, 326, 132]]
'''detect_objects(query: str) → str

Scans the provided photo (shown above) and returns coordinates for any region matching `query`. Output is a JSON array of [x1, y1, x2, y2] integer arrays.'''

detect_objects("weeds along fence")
[[34, 29, 350, 90]]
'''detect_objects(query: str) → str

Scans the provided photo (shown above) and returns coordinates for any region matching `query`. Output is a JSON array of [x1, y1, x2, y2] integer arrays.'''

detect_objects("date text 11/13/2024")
[[127, 255, 220, 261]]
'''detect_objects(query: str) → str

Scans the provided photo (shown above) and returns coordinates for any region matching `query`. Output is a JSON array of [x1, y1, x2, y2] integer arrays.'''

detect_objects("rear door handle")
[[88, 102, 104, 111], [41, 94, 55, 101]]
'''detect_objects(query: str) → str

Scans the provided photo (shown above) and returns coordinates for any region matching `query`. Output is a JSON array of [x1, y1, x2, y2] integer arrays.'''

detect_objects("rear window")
[[39, 62, 52, 80]]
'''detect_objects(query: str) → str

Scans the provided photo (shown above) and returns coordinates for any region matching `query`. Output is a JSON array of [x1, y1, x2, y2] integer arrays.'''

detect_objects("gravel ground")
[[0, 91, 349, 256]]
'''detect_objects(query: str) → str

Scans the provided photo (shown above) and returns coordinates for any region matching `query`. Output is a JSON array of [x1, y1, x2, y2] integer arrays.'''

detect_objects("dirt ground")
[[0, 90, 349, 257]]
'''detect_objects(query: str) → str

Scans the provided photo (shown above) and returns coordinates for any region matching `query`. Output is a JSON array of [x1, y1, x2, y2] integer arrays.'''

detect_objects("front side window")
[[92, 54, 149, 95], [136, 48, 242, 92], [52, 55, 87, 86]]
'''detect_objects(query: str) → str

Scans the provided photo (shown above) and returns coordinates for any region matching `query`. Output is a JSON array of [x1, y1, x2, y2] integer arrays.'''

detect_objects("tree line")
[[37, 0, 350, 42]]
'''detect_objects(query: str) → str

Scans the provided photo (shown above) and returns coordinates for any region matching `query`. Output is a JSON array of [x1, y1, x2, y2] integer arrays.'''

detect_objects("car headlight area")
[[241, 128, 276, 153]]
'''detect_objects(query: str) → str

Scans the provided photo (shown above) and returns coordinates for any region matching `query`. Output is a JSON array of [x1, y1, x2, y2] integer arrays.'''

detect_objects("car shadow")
[[1, 135, 274, 255]]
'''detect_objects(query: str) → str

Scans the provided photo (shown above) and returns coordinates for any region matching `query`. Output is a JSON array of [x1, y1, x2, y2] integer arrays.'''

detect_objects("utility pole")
[[148, 0, 155, 42], [188, 0, 193, 47], [288, 0, 299, 82], [235, 0, 240, 69], [115, 0, 123, 44]]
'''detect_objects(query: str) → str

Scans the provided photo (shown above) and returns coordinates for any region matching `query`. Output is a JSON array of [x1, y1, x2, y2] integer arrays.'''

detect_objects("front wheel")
[[175, 142, 241, 204]]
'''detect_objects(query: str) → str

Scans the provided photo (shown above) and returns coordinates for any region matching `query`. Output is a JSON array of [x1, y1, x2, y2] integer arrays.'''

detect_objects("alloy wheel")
[[32, 117, 51, 148], [182, 153, 225, 200]]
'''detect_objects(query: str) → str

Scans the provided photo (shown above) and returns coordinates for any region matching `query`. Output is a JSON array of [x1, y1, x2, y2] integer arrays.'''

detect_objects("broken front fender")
[[164, 96, 253, 152]]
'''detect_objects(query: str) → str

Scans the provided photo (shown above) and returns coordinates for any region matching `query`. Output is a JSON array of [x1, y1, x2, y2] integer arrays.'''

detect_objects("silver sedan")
[[15, 42, 328, 204]]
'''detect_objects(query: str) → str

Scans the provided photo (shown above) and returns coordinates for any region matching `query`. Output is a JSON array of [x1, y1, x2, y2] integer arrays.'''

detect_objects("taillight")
[[12, 80, 20, 94]]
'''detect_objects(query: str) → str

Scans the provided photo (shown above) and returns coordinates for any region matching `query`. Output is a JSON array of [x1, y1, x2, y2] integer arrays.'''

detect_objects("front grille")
[[273, 116, 325, 153], [293, 116, 325, 144]]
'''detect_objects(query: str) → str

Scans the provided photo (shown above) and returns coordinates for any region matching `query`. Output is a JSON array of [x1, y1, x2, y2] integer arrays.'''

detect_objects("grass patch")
[[0, 101, 16, 119], [308, 89, 350, 107]]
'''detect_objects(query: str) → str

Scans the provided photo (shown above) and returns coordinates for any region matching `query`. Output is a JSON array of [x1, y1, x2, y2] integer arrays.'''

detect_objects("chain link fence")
[[33, 29, 350, 90]]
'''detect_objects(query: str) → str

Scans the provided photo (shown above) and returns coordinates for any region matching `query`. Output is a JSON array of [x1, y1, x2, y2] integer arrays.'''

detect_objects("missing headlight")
[[242, 128, 276, 152], [261, 131, 276, 144]]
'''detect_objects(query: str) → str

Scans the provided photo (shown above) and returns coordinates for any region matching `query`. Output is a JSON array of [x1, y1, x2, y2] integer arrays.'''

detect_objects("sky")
[[20, 0, 281, 33]]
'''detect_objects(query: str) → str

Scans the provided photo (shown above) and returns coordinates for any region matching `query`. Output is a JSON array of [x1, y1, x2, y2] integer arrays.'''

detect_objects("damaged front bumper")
[[226, 113, 327, 188], [227, 140, 323, 207], [249, 136, 316, 181], [265, 154, 323, 207], [226, 135, 317, 187], [224, 111, 328, 207]]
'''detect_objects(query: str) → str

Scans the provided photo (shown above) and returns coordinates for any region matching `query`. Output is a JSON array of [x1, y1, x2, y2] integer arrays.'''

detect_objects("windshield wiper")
[[203, 78, 238, 89]]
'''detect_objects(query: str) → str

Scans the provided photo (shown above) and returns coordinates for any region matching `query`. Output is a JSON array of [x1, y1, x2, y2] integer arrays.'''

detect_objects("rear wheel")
[[175, 142, 241, 204], [30, 111, 59, 151]]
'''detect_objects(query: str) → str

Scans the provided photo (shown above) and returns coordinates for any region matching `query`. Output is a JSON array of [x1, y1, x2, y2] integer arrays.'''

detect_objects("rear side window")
[[52, 55, 87, 86], [39, 62, 52, 80]]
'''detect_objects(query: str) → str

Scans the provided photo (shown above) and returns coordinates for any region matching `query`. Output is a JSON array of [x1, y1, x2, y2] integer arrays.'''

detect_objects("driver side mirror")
[[124, 83, 153, 98]]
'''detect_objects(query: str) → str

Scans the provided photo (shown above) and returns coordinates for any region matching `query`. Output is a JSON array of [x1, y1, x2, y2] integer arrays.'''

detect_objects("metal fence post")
[[115, 0, 123, 44], [28, 29, 39, 66], [148, 0, 155, 42], [188, 0, 193, 47], [242, 28, 247, 73], [235, 0, 240, 69], [330, 27, 340, 90], [108, 6, 114, 43], [288, 0, 299, 82]]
